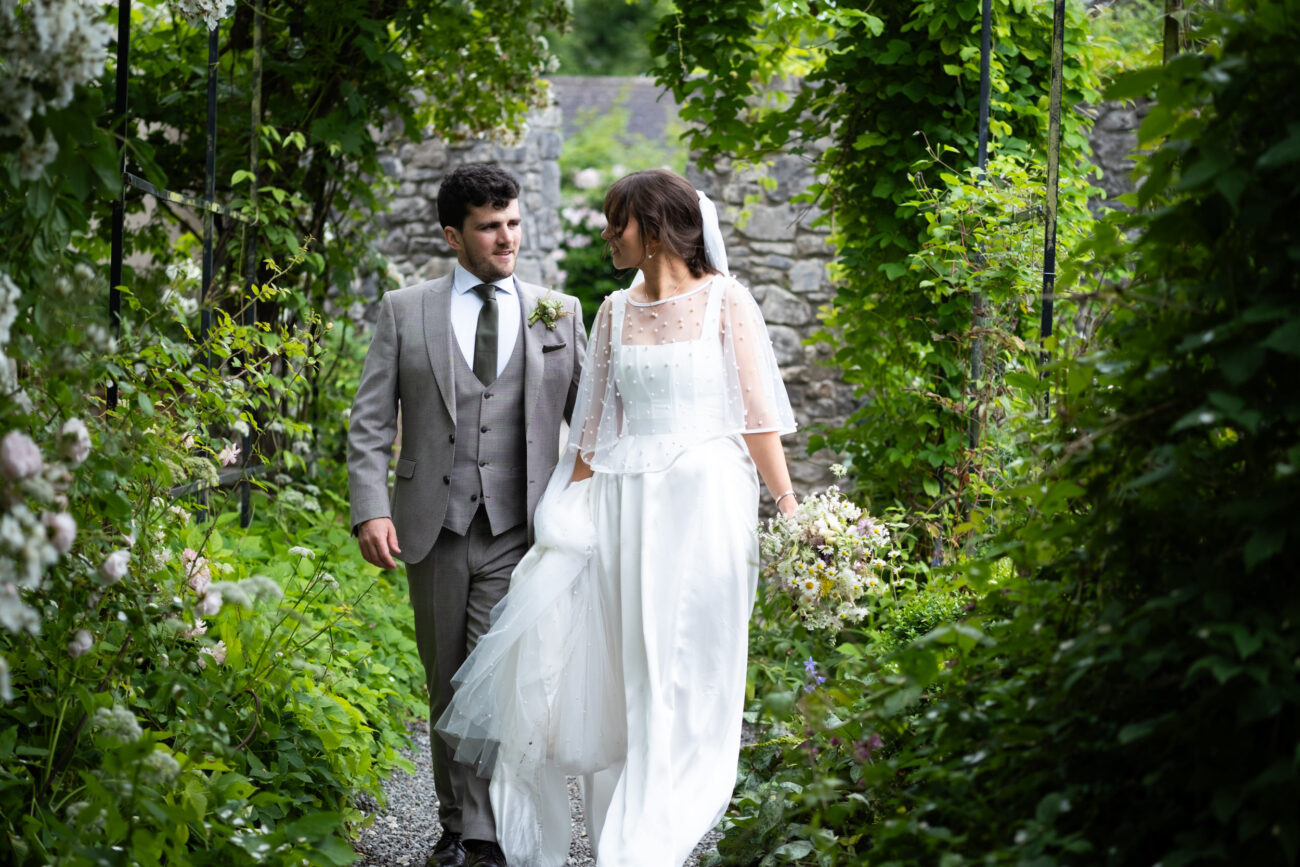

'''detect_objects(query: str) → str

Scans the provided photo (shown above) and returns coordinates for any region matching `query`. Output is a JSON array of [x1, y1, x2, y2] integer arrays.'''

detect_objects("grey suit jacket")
[[347, 273, 587, 564]]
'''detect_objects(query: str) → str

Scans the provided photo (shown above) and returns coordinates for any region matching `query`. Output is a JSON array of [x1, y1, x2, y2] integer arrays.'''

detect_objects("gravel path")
[[353, 717, 730, 866]]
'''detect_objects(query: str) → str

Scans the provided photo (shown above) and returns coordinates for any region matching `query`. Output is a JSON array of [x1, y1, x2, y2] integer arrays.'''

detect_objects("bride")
[[437, 168, 798, 866]]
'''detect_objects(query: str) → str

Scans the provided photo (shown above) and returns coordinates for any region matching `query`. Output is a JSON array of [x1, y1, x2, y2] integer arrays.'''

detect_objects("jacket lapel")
[[517, 279, 545, 426], [422, 276, 456, 424]]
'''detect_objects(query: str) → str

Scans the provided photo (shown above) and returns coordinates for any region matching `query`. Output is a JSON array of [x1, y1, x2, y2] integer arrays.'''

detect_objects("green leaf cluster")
[[713, 1, 1300, 864]]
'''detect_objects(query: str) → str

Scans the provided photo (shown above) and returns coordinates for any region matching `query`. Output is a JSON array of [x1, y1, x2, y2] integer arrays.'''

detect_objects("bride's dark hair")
[[603, 169, 719, 278]]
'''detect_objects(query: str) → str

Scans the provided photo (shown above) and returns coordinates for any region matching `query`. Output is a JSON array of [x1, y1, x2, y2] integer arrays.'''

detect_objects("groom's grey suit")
[[347, 272, 585, 840]]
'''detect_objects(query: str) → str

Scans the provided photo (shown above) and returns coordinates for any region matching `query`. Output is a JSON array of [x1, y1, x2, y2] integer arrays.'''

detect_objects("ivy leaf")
[[1256, 123, 1300, 169], [1243, 526, 1285, 571], [1261, 319, 1300, 356]]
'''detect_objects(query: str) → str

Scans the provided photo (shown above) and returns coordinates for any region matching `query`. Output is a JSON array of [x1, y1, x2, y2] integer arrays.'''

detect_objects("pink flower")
[[0, 431, 43, 481], [196, 590, 222, 617], [217, 442, 241, 466], [183, 548, 211, 594], [98, 549, 129, 585], [42, 512, 76, 554], [181, 618, 207, 639], [59, 419, 91, 467]]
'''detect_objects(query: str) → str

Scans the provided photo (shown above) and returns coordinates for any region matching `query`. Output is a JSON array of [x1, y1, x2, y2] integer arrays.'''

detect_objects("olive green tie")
[[471, 283, 498, 386]]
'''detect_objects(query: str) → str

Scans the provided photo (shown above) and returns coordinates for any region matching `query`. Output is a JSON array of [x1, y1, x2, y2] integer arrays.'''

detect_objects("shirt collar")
[[452, 264, 517, 297]]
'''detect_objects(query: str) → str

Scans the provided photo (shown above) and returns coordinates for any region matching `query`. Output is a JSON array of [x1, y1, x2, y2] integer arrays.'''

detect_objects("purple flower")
[[803, 656, 818, 674], [855, 732, 885, 763]]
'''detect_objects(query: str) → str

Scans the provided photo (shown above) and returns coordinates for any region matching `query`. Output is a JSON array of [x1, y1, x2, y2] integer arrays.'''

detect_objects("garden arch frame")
[[106, 0, 265, 527]]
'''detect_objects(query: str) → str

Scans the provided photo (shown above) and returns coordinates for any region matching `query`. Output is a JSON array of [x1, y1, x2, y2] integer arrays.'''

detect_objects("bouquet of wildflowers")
[[759, 466, 902, 631]]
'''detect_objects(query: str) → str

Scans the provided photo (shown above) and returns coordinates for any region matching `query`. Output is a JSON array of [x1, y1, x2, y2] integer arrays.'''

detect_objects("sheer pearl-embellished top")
[[571, 275, 796, 474]]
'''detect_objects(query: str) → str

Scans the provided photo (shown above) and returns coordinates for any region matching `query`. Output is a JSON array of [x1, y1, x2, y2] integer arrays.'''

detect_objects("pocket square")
[[541, 342, 567, 353]]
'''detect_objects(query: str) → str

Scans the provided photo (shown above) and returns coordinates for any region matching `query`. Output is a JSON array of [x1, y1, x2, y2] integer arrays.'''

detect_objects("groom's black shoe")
[[427, 831, 468, 867], [465, 839, 507, 867]]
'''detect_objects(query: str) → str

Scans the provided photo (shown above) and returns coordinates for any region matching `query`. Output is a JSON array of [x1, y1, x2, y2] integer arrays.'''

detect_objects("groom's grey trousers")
[[407, 510, 528, 841]]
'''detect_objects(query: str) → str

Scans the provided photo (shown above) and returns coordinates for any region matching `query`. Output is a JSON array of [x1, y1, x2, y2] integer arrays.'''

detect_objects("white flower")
[[173, 0, 237, 31], [0, 579, 40, 633], [573, 168, 601, 190], [209, 575, 282, 609], [98, 549, 130, 585], [0, 431, 42, 481], [59, 418, 91, 466], [139, 749, 181, 784], [198, 639, 227, 668], [92, 704, 142, 744], [288, 545, 314, 560], [231, 419, 249, 437], [67, 628, 93, 658], [40, 512, 75, 554], [181, 618, 207, 639]]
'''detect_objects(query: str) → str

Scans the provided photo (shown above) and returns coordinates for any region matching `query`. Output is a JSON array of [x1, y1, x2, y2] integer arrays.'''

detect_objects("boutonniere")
[[527, 292, 571, 331]]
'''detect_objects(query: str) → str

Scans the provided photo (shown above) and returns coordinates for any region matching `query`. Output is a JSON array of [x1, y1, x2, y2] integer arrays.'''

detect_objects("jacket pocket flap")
[[395, 457, 417, 479]]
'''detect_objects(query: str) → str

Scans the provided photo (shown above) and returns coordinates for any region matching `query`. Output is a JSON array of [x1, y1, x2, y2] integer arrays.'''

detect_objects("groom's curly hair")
[[603, 169, 719, 278], [437, 163, 521, 232]]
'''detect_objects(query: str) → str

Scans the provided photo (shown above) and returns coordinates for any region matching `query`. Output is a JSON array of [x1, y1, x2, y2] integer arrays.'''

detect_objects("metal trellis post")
[[968, 0, 993, 456], [107, 0, 131, 411], [240, 0, 264, 529], [1039, 0, 1066, 414]]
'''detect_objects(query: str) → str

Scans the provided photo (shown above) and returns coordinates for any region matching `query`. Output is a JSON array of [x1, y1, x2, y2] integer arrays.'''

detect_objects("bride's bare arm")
[[571, 453, 594, 482], [744, 431, 797, 516]]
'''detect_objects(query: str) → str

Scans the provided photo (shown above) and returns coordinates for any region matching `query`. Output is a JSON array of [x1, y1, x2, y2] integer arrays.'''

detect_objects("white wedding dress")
[[437, 275, 795, 866]]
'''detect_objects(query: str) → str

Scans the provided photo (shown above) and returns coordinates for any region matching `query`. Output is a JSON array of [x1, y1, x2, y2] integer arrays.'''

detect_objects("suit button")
[[449, 434, 455, 443], [442, 475, 450, 484], [470, 494, 478, 502], [479, 460, 488, 468], [483, 393, 492, 399], [480, 426, 489, 433]]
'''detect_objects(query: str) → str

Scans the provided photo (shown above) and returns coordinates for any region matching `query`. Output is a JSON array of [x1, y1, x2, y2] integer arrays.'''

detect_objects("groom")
[[347, 163, 586, 867]]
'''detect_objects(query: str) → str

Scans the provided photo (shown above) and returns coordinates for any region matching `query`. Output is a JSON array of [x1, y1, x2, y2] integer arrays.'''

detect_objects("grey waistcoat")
[[443, 332, 528, 536]]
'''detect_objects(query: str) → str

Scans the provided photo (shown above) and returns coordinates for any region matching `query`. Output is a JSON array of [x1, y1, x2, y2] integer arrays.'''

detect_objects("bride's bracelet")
[[774, 490, 796, 508]]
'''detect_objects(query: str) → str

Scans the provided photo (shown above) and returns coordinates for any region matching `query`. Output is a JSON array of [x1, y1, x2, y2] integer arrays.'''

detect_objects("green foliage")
[[0, 234, 423, 863], [547, 0, 673, 75], [654, 0, 1103, 547], [0, 0, 561, 859], [715, 1, 1300, 864], [556, 98, 687, 320]]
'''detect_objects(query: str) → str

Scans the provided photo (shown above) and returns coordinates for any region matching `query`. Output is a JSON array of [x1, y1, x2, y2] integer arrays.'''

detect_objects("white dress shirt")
[[449, 264, 521, 377]]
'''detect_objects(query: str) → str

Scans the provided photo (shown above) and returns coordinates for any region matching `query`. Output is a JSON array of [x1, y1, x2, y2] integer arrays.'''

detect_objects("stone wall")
[[374, 106, 565, 288], [1085, 99, 1150, 207]]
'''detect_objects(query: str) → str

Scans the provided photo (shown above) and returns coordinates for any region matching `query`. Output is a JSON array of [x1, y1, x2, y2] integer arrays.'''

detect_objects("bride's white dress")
[[437, 276, 795, 866]]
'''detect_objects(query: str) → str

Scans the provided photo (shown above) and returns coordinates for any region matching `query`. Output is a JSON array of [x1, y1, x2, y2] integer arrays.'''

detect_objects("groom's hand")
[[357, 517, 401, 570]]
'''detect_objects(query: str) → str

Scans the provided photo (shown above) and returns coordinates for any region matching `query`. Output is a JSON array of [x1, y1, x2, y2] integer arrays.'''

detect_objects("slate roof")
[[547, 76, 682, 145]]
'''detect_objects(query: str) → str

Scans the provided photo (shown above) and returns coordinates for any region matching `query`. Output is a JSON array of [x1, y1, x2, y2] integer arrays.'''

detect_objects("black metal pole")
[[976, 0, 992, 175], [199, 27, 218, 521], [968, 0, 993, 456], [107, 0, 131, 412], [240, 0, 263, 529], [1040, 0, 1065, 407]]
